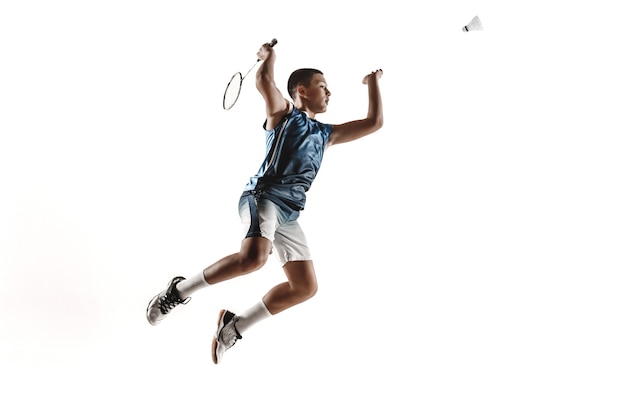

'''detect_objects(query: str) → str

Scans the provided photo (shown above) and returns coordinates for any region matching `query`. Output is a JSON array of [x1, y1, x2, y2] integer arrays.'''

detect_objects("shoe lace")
[[158, 291, 190, 315]]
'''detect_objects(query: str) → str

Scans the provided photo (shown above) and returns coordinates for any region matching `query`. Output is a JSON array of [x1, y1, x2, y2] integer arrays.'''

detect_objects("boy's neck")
[[295, 103, 316, 120]]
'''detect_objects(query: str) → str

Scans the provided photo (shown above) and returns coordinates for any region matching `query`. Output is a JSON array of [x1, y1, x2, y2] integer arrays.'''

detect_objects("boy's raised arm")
[[256, 42, 290, 130], [327, 69, 384, 146]]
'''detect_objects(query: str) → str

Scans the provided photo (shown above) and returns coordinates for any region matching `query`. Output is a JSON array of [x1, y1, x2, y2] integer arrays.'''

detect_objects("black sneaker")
[[146, 277, 190, 325]]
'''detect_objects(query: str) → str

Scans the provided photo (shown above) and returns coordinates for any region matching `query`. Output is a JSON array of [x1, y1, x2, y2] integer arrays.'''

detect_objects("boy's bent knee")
[[299, 281, 317, 300], [284, 281, 316, 306], [240, 252, 268, 272], [284, 261, 318, 301], [239, 237, 272, 272]]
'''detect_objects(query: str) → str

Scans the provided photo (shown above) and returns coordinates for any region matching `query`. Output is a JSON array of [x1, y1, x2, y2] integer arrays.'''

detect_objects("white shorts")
[[239, 192, 311, 265]]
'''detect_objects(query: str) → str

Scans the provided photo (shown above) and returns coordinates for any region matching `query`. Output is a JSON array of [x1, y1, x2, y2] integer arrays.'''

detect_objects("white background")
[[1, 1, 625, 416]]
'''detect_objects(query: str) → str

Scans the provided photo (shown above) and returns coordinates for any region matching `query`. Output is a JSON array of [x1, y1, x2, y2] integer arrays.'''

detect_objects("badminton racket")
[[223, 38, 277, 110]]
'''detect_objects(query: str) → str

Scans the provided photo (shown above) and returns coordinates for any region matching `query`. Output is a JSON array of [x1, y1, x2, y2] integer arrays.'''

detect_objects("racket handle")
[[269, 38, 277, 47]]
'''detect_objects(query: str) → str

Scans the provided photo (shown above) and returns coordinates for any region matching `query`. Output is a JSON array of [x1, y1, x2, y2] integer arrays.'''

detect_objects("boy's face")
[[300, 74, 331, 114]]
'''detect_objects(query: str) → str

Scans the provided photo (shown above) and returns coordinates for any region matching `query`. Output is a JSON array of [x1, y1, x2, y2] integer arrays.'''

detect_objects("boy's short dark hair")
[[287, 68, 324, 100]]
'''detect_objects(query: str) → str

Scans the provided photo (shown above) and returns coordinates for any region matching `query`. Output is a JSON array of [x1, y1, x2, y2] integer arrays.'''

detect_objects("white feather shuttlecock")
[[462, 15, 483, 32]]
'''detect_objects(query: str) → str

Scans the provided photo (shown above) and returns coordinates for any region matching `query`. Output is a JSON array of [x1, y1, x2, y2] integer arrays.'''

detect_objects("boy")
[[146, 40, 383, 364]]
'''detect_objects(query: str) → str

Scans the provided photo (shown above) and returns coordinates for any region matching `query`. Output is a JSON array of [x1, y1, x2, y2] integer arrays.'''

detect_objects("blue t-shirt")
[[244, 106, 333, 211]]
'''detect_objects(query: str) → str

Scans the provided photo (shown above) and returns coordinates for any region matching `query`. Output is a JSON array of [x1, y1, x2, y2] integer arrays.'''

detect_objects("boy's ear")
[[297, 85, 306, 98]]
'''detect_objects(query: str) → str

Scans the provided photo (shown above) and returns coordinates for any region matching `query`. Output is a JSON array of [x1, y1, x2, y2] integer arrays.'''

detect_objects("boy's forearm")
[[367, 81, 383, 126], [256, 53, 276, 87]]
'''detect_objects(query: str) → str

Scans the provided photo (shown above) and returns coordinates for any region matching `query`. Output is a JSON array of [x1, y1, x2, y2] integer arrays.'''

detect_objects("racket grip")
[[269, 38, 278, 47]]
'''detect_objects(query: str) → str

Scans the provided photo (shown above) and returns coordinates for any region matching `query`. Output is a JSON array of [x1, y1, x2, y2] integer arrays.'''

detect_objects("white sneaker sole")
[[211, 309, 227, 364]]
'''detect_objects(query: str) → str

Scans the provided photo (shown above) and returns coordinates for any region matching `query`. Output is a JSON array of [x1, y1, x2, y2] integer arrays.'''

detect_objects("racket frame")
[[223, 72, 244, 110], [222, 39, 277, 110]]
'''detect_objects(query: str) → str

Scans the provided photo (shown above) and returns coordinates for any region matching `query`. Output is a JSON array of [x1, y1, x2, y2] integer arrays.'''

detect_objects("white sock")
[[176, 272, 210, 299], [236, 301, 272, 334]]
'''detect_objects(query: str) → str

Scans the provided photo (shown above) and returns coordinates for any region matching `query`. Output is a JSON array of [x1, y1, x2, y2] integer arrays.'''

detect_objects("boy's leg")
[[229, 260, 318, 332], [212, 213, 317, 363], [146, 237, 272, 325], [262, 260, 318, 314], [147, 192, 277, 325], [201, 237, 273, 285], [177, 236, 273, 298], [211, 260, 318, 364]]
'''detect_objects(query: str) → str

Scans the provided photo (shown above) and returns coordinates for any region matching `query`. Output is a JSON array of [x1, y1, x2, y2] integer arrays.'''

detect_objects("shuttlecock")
[[462, 15, 483, 32]]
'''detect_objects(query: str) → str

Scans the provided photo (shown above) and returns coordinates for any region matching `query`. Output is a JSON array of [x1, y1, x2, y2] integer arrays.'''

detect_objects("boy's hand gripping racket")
[[223, 38, 277, 110]]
